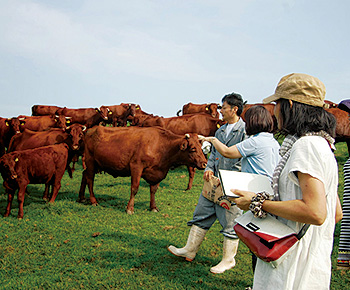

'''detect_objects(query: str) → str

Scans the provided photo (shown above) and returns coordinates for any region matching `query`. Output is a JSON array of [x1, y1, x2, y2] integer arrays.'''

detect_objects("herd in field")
[[0, 100, 349, 218]]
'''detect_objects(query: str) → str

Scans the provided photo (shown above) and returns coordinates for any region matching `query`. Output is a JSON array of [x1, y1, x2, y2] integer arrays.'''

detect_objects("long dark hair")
[[245, 105, 274, 135], [277, 99, 336, 138]]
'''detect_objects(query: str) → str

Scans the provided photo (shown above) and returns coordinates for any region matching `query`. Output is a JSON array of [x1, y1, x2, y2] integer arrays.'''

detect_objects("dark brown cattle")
[[100, 103, 136, 127], [31, 105, 63, 116], [78, 126, 207, 214], [8, 124, 86, 179], [177, 102, 220, 118], [0, 144, 69, 219], [0, 117, 24, 156], [57, 107, 109, 125], [141, 113, 224, 190], [17, 115, 69, 131]]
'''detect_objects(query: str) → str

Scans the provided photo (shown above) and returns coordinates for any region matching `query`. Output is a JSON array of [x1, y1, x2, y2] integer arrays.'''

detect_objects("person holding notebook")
[[168, 92, 246, 274], [199, 105, 280, 272], [232, 73, 343, 289]]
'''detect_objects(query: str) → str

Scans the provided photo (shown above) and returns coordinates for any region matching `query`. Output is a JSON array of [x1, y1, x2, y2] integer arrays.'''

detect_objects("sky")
[[0, 0, 349, 118]]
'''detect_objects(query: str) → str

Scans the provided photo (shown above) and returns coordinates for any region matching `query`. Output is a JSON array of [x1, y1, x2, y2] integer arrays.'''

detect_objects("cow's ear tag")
[[15, 158, 19, 162], [217, 124, 220, 128], [206, 107, 209, 111]]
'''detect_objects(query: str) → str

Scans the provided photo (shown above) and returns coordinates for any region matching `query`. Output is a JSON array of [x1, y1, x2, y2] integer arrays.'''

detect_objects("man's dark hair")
[[222, 92, 244, 116], [278, 99, 336, 138], [244, 105, 274, 135]]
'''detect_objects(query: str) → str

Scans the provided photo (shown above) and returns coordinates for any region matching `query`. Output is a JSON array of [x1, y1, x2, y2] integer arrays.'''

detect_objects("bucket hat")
[[263, 73, 327, 108]]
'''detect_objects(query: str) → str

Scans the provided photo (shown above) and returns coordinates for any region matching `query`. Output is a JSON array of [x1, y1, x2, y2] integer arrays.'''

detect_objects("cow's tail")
[[176, 109, 182, 116]]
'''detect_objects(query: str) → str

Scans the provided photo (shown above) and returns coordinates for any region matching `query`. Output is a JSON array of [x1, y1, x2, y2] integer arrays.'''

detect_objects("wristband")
[[249, 191, 271, 218]]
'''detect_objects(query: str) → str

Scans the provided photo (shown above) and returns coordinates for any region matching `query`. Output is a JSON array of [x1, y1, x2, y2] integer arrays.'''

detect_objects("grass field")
[[0, 142, 350, 289]]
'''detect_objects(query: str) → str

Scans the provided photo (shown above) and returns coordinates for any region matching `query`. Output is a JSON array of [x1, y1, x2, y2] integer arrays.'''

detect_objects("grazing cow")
[[56, 107, 109, 125], [8, 123, 87, 179], [78, 126, 207, 214], [31, 105, 63, 116], [177, 102, 220, 118], [141, 113, 224, 190], [100, 103, 136, 127], [17, 115, 69, 131], [0, 144, 69, 219], [0, 117, 24, 156]]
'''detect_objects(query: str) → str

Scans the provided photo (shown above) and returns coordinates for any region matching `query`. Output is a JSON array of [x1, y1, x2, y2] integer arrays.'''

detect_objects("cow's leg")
[[4, 189, 15, 217], [126, 170, 142, 215], [150, 183, 160, 212], [80, 168, 97, 205], [49, 176, 63, 203], [78, 169, 88, 203], [186, 166, 196, 191], [43, 184, 50, 201], [17, 186, 27, 219]]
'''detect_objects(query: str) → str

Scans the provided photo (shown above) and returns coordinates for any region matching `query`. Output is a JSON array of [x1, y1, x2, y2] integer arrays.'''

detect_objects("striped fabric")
[[338, 158, 350, 269]]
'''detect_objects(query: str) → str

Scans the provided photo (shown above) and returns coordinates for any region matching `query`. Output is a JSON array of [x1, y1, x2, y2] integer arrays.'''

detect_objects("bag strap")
[[296, 224, 310, 240]]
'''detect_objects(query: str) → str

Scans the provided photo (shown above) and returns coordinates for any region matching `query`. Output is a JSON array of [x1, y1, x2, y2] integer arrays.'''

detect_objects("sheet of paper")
[[218, 170, 273, 198]]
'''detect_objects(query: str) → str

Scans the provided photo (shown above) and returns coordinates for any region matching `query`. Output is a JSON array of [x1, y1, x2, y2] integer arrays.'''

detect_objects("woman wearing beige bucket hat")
[[232, 73, 343, 290]]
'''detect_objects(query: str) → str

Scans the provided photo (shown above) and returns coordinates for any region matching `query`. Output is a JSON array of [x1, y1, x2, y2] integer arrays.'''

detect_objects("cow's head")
[[180, 134, 207, 169], [96, 107, 109, 121], [53, 115, 71, 130], [0, 154, 19, 180], [65, 124, 87, 150], [208, 103, 220, 118], [6, 117, 24, 134]]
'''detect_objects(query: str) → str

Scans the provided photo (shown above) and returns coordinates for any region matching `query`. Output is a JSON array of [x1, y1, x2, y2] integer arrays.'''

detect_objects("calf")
[[78, 126, 207, 214], [0, 144, 69, 219]]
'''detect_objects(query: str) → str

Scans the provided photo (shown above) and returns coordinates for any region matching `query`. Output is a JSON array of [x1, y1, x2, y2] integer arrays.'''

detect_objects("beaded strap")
[[249, 191, 272, 218]]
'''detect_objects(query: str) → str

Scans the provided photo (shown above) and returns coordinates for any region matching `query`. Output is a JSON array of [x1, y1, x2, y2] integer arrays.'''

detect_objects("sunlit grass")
[[0, 142, 349, 289]]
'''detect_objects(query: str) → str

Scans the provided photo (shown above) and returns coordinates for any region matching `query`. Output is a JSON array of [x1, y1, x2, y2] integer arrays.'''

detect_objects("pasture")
[[0, 142, 349, 289]]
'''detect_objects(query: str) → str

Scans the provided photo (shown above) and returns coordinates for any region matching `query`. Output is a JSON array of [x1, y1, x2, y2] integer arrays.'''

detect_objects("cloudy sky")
[[0, 0, 349, 118]]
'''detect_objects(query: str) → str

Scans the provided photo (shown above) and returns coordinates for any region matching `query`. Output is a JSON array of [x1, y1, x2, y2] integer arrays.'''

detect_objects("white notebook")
[[218, 170, 273, 198]]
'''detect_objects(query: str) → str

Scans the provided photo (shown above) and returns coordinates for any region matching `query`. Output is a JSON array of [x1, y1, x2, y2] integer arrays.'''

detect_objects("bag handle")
[[296, 224, 310, 240]]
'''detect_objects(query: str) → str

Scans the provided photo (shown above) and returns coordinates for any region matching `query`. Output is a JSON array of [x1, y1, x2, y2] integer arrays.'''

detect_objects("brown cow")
[[141, 113, 224, 190], [17, 115, 69, 131], [57, 107, 109, 125], [100, 103, 136, 127], [78, 126, 207, 214], [8, 123, 87, 179], [326, 107, 350, 154], [0, 144, 69, 219], [31, 105, 63, 116], [0, 117, 24, 156], [177, 102, 220, 118]]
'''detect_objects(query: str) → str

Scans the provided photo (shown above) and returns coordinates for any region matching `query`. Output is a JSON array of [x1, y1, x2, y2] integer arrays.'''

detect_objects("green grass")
[[0, 142, 349, 289]]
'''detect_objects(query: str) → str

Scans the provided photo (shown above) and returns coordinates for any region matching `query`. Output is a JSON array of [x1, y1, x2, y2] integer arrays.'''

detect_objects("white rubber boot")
[[168, 225, 207, 261], [210, 237, 239, 274]]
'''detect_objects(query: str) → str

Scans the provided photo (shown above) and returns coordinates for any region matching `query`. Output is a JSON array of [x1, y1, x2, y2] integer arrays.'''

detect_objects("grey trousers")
[[187, 193, 242, 239]]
